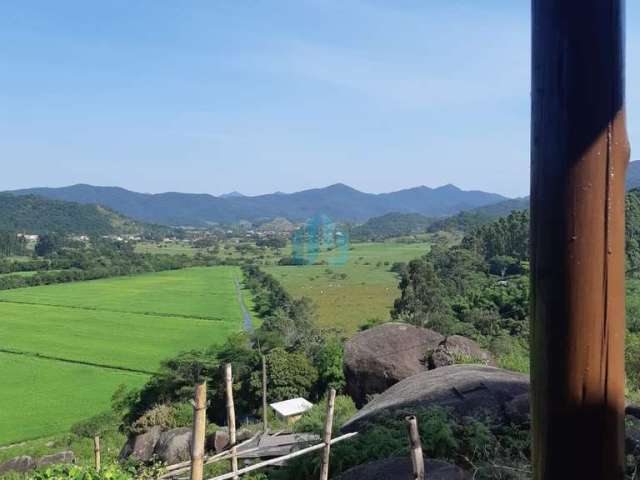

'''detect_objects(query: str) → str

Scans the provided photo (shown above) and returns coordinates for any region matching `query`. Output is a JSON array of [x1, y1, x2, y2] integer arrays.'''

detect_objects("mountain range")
[[8, 183, 508, 226], [7, 160, 639, 228]]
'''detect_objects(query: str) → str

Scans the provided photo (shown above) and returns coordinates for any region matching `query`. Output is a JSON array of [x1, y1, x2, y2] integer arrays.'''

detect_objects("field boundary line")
[[0, 298, 228, 323], [0, 348, 157, 375]]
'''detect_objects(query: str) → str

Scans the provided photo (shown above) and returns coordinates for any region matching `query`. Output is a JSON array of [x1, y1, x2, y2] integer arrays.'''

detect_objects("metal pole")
[[405, 416, 424, 480], [319, 389, 336, 480], [190, 382, 207, 480], [531, 1, 629, 478]]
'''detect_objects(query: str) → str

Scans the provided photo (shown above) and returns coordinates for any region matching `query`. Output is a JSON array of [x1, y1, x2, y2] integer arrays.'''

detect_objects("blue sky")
[[0, 1, 638, 198]]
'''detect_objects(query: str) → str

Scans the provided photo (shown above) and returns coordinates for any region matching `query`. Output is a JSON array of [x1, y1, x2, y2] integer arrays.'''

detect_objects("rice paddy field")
[[0, 267, 250, 445], [266, 241, 430, 334]]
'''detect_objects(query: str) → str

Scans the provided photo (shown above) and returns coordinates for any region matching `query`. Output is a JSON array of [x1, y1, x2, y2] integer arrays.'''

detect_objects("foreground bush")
[[29, 463, 164, 480]]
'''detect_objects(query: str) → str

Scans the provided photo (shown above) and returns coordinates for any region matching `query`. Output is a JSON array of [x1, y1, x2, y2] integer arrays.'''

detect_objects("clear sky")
[[0, 1, 638, 198]]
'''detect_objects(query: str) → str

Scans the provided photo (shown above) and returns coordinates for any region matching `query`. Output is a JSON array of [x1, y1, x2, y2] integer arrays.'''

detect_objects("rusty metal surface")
[[531, 1, 629, 478]]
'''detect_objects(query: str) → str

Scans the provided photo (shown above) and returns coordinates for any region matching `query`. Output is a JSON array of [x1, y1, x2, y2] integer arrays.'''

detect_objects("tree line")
[[0, 236, 242, 291]]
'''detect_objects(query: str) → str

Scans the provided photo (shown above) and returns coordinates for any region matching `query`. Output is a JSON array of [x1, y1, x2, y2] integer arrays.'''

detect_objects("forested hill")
[[0, 194, 170, 236], [350, 213, 433, 241], [428, 197, 530, 233], [8, 182, 507, 226]]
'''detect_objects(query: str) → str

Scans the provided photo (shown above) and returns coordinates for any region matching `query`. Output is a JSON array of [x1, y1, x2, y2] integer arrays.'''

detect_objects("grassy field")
[[0, 353, 144, 445], [0, 267, 250, 445], [266, 241, 430, 334], [134, 241, 197, 256]]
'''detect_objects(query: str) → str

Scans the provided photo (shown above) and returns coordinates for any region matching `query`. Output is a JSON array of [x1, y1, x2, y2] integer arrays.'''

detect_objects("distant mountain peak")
[[220, 191, 245, 198], [435, 183, 462, 192], [325, 182, 357, 191]]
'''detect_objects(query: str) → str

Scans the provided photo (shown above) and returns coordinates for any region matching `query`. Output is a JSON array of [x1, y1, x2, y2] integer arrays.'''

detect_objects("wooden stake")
[[319, 388, 336, 480], [209, 432, 358, 480], [531, 0, 628, 478], [93, 436, 101, 472], [405, 416, 424, 480], [225, 364, 238, 480], [262, 355, 268, 434], [190, 381, 207, 480]]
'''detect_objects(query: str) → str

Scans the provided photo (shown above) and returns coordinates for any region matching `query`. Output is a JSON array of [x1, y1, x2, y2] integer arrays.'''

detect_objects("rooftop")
[[269, 398, 313, 417]]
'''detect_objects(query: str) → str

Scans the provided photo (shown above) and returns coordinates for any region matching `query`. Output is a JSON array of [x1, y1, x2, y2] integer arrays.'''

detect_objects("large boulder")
[[342, 365, 529, 432], [209, 429, 254, 454], [119, 425, 162, 462], [335, 457, 471, 480], [428, 335, 494, 369], [0, 456, 36, 475], [344, 323, 444, 407], [154, 427, 192, 464], [36, 451, 75, 468]]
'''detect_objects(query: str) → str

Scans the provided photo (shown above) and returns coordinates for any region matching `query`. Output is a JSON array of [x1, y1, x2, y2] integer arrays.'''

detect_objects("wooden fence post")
[[225, 364, 239, 480], [531, 0, 628, 478], [262, 355, 268, 434], [406, 416, 424, 480], [93, 436, 101, 472], [319, 388, 336, 480], [190, 381, 207, 480]]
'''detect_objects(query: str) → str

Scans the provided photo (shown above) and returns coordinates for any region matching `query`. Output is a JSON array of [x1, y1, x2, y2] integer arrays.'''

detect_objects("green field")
[[0, 353, 144, 445], [266, 241, 430, 334], [0, 267, 250, 445], [134, 241, 197, 256]]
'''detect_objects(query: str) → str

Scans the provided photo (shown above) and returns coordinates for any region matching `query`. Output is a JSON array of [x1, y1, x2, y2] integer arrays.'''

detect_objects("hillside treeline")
[[0, 237, 236, 291], [0, 232, 27, 257], [0, 193, 174, 238], [391, 211, 529, 372]]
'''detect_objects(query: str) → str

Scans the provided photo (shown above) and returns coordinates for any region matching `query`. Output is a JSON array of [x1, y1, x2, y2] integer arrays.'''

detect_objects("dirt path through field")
[[234, 278, 254, 333]]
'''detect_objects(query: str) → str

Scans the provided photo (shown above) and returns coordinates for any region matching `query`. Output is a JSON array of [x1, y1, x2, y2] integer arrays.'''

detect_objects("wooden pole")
[[225, 364, 238, 480], [405, 416, 424, 480], [531, 1, 629, 478], [93, 436, 100, 472], [190, 381, 207, 480], [319, 388, 336, 480], [262, 355, 268, 434], [160, 434, 261, 480], [208, 432, 358, 480]]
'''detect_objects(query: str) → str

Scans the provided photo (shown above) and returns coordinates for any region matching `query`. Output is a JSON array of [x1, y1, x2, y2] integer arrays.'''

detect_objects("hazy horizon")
[[1, 1, 638, 198]]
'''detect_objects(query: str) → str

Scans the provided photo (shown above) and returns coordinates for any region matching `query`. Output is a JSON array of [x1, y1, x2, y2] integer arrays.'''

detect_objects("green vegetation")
[[0, 232, 28, 257], [0, 238, 229, 291], [428, 197, 530, 233], [266, 241, 432, 334], [350, 213, 433, 241], [0, 194, 171, 237], [274, 406, 530, 480], [117, 265, 342, 433], [0, 353, 144, 445], [0, 267, 248, 445], [29, 463, 164, 480]]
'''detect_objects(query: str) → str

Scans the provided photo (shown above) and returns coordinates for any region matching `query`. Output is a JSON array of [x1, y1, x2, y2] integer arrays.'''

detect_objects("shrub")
[[70, 411, 119, 438], [130, 403, 193, 434], [294, 395, 356, 435], [314, 337, 346, 394], [30, 463, 164, 480], [251, 348, 318, 402]]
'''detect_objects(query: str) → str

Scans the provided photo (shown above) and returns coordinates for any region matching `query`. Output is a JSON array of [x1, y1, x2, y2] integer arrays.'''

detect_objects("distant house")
[[18, 233, 39, 242], [270, 398, 313, 424]]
